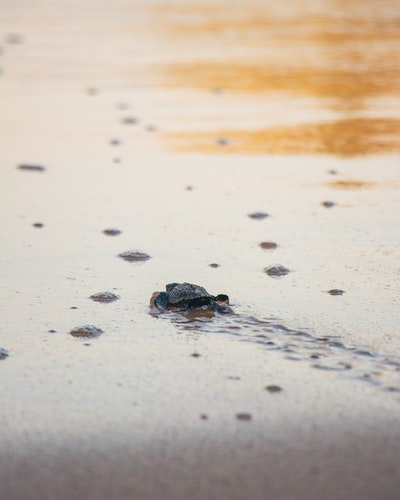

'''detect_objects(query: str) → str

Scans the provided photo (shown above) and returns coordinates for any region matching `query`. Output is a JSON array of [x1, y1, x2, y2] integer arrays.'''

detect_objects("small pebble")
[[191, 353, 201, 358], [217, 137, 230, 146], [265, 385, 282, 393], [200, 414, 209, 420], [6, 33, 24, 44], [116, 102, 129, 110], [248, 212, 269, 220], [321, 201, 335, 208], [32, 222, 44, 228], [264, 264, 291, 277], [0, 347, 9, 360], [17, 164, 45, 172], [236, 413, 252, 421], [48, 329, 57, 333], [103, 228, 122, 236], [209, 263, 220, 268], [110, 138, 121, 146], [118, 250, 151, 262], [69, 325, 103, 338], [259, 241, 277, 250], [121, 117, 137, 125], [89, 291, 120, 303], [327, 289, 345, 295]]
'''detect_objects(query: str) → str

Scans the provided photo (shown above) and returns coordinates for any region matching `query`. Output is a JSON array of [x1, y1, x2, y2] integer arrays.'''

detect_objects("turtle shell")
[[166, 282, 212, 305]]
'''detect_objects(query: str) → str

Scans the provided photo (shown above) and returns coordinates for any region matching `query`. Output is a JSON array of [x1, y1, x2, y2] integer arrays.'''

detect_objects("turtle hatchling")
[[150, 282, 232, 314]]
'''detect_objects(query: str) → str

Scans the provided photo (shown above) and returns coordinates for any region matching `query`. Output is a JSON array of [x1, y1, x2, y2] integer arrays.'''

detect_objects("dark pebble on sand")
[[121, 117, 137, 125], [110, 138, 121, 146], [48, 329, 57, 333], [32, 222, 44, 228], [0, 347, 9, 360], [200, 414, 209, 420], [17, 163, 45, 172], [209, 263, 220, 268], [118, 250, 151, 262], [236, 413, 252, 421], [217, 137, 230, 146], [260, 241, 278, 250], [191, 353, 201, 358], [103, 228, 122, 236], [248, 212, 269, 220], [264, 264, 291, 278], [327, 289, 345, 295], [321, 201, 335, 208], [70, 306, 78, 309], [89, 291, 120, 303], [5, 33, 24, 44], [69, 324, 103, 338], [116, 102, 129, 110], [265, 385, 282, 393]]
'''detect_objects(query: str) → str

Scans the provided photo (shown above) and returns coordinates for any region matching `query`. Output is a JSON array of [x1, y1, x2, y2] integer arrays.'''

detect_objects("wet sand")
[[1, 1, 400, 499]]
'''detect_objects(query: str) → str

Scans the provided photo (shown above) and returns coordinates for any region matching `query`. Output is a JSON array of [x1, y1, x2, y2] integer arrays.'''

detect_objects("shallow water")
[[1, 1, 400, 499]]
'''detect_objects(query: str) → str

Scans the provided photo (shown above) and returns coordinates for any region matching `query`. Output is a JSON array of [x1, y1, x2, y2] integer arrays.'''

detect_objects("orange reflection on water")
[[166, 118, 400, 157], [168, 14, 400, 43], [327, 180, 376, 189], [164, 62, 399, 100], [158, 0, 400, 156]]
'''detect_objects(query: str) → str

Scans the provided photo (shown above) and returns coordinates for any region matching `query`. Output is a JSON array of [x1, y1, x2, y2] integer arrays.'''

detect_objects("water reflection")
[[157, 0, 400, 155], [167, 118, 400, 156]]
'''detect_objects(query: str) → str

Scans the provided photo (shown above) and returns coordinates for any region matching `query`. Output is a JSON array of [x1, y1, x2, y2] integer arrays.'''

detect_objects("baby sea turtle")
[[150, 282, 232, 314]]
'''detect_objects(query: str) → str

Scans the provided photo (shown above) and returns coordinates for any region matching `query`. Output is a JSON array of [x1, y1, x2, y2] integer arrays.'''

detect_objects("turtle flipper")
[[154, 292, 169, 310]]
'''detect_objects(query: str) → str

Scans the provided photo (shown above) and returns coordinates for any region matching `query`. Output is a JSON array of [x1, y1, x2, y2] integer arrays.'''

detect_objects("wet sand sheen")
[[163, 63, 400, 101], [158, 0, 400, 155], [166, 117, 400, 156]]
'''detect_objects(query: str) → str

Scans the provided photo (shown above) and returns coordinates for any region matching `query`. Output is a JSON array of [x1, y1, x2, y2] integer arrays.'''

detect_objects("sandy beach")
[[1, 1, 400, 499]]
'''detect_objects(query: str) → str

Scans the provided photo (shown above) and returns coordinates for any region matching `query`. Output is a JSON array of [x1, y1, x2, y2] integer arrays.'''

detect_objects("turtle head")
[[214, 294, 229, 304]]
